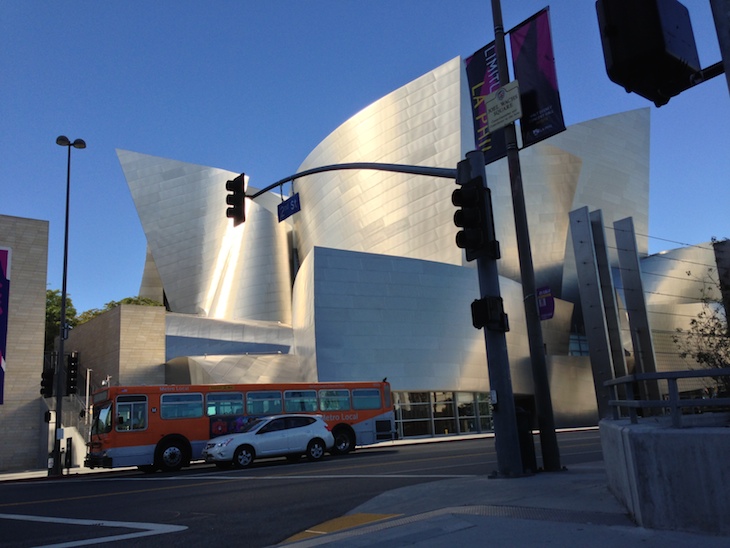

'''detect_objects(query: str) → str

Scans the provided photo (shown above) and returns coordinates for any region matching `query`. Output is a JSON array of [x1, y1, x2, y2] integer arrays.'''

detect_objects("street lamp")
[[50, 135, 85, 477]]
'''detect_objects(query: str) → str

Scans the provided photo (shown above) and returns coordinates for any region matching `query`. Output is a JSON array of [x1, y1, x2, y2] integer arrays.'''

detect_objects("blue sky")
[[2, 1, 728, 314]]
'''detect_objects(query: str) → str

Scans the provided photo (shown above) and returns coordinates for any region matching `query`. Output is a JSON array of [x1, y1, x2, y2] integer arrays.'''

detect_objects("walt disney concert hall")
[[72, 56, 720, 438]]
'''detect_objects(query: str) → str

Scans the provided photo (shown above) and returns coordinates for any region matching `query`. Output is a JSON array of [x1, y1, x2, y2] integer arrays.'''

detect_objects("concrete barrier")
[[600, 413, 730, 535]]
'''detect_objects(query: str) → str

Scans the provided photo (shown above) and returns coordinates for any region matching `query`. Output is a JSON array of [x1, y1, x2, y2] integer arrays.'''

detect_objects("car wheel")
[[332, 427, 355, 454], [157, 440, 186, 472], [233, 445, 255, 468], [306, 438, 326, 462]]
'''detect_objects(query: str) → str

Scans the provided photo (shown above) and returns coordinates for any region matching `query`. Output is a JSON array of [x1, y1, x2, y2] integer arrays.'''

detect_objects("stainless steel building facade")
[[108, 57, 715, 436]]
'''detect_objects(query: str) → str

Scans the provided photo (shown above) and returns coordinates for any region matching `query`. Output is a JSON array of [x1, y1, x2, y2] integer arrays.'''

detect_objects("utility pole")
[[711, 0, 730, 94], [490, 0, 562, 471]]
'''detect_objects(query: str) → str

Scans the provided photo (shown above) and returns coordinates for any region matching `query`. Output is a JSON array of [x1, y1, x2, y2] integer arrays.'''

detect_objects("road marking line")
[[0, 513, 187, 546], [285, 513, 400, 543]]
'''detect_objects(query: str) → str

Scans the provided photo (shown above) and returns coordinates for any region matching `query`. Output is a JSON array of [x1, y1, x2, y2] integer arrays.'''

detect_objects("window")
[[352, 388, 381, 410], [160, 393, 203, 419], [319, 389, 350, 411], [246, 391, 282, 415], [92, 401, 113, 435], [286, 416, 315, 428], [206, 392, 244, 416], [116, 395, 147, 431], [284, 390, 318, 412], [432, 392, 456, 435], [456, 392, 477, 433], [259, 417, 286, 433]]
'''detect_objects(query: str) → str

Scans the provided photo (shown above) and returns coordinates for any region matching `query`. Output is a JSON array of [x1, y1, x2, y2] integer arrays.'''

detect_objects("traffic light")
[[41, 368, 54, 398], [452, 157, 499, 262], [66, 353, 79, 395], [225, 174, 246, 226], [595, 0, 700, 107], [471, 296, 509, 332]]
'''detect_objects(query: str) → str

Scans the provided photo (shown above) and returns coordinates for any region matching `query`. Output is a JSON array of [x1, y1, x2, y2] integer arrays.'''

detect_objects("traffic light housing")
[[225, 174, 246, 226], [66, 353, 79, 395], [595, 0, 701, 107], [41, 368, 54, 398], [452, 157, 499, 262], [471, 296, 510, 332]]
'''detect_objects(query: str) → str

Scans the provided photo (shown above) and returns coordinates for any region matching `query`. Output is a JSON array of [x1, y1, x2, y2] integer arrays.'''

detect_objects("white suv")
[[202, 414, 335, 469]]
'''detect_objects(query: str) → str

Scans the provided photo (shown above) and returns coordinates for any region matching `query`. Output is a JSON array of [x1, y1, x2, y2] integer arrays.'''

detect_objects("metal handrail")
[[604, 368, 730, 428]]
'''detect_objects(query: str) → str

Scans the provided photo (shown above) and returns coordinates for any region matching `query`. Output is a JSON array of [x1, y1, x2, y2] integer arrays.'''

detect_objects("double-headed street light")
[[50, 135, 85, 477]]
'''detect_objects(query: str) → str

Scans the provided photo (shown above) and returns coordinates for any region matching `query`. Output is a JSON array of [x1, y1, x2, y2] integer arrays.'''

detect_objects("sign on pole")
[[537, 286, 554, 320], [485, 80, 522, 132], [277, 192, 301, 222], [0, 247, 10, 405]]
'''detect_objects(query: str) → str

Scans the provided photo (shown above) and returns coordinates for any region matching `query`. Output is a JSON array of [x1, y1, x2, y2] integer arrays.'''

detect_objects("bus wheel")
[[233, 445, 255, 468], [306, 438, 326, 461], [332, 427, 355, 454], [157, 439, 187, 472]]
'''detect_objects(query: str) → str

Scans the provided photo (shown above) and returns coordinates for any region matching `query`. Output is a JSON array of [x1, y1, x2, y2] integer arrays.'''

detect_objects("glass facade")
[[393, 391, 493, 439]]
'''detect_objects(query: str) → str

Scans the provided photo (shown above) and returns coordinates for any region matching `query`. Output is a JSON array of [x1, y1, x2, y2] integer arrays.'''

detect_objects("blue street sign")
[[277, 193, 301, 222]]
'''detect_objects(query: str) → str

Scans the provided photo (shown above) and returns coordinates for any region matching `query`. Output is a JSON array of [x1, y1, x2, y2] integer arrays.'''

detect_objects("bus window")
[[352, 388, 382, 410], [160, 393, 203, 419], [284, 390, 317, 412], [92, 401, 113, 435], [246, 391, 282, 415], [116, 395, 147, 432], [319, 389, 350, 411], [206, 392, 244, 416]]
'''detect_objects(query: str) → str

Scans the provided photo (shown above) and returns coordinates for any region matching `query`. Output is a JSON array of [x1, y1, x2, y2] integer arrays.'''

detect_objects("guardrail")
[[605, 367, 730, 428]]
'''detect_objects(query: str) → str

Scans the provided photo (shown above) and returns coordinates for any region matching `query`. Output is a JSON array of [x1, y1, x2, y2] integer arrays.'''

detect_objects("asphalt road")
[[0, 430, 602, 547]]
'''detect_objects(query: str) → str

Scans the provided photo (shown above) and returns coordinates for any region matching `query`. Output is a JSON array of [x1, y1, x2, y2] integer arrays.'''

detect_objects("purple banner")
[[0, 247, 10, 405], [509, 7, 565, 148], [465, 42, 508, 165], [537, 286, 554, 321]]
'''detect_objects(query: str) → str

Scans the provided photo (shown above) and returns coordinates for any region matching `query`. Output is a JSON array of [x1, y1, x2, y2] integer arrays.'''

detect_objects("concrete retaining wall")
[[600, 414, 730, 535]]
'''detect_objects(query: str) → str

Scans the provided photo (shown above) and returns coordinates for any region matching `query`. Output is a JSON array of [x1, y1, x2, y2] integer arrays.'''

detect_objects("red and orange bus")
[[85, 381, 396, 472]]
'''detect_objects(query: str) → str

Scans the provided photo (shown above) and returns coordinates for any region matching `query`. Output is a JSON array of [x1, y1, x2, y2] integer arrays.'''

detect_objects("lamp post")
[[50, 135, 85, 477]]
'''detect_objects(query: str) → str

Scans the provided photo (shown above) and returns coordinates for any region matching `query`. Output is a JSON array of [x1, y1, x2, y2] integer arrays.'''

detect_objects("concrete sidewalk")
[[278, 461, 729, 547]]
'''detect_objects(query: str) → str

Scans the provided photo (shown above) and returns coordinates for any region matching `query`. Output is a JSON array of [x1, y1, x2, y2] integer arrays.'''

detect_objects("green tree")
[[672, 266, 730, 394], [76, 296, 163, 325], [45, 289, 78, 352]]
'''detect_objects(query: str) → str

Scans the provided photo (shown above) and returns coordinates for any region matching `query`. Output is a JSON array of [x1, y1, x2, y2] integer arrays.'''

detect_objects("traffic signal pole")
[[463, 151, 524, 477], [239, 156, 527, 476], [491, 0, 562, 471]]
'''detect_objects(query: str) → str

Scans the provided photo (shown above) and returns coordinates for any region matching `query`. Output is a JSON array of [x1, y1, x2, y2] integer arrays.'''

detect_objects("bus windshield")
[[91, 401, 113, 435]]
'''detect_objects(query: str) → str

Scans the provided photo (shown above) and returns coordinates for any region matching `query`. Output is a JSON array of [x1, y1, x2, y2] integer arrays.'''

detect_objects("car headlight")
[[216, 438, 234, 448]]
